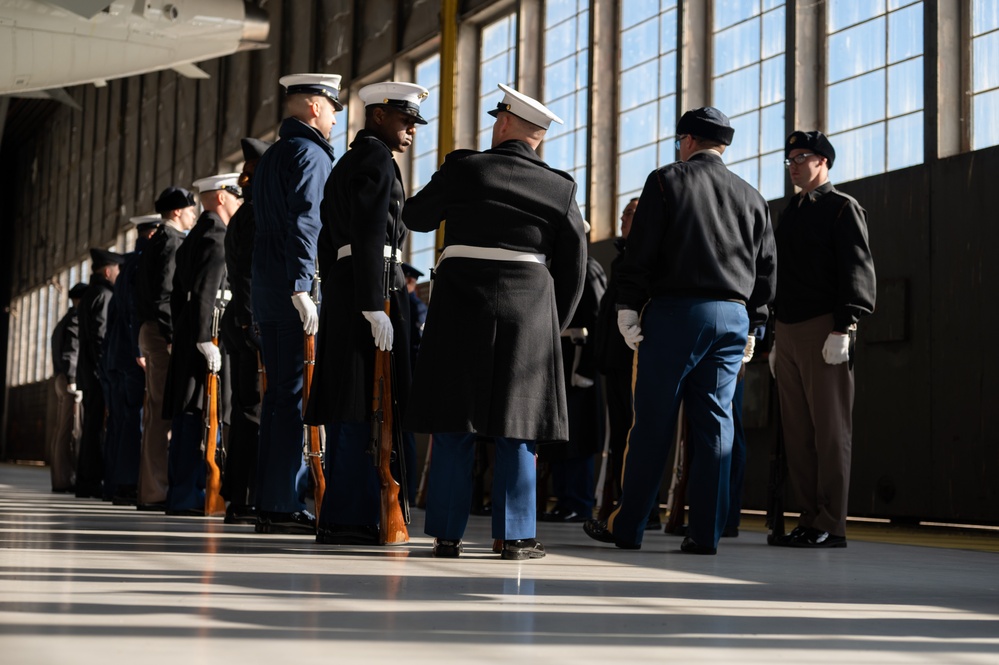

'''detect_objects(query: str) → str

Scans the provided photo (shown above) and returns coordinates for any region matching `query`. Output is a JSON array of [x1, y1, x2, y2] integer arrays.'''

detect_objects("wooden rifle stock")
[[766, 371, 787, 545], [204, 329, 225, 516], [303, 332, 325, 520], [373, 299, 409, 545], [663, 402, 689, 534]]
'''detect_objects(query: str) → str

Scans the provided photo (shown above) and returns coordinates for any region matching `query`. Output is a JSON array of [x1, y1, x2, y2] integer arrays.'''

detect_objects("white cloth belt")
[[337, 244, 401, 262], [436, 245, 546, 269], [188, 289, 232, 302]]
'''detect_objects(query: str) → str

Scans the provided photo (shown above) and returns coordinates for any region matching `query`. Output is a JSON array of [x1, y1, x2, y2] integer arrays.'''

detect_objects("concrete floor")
[[1, 463, 998, 664]]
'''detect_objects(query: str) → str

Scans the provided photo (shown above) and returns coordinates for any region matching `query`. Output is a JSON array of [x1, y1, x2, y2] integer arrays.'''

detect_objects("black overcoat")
[[163, 211, 227, 417], [134, 224, 185, 342], [401, 139, 587, 443], [51, 306, 80, 381], [305, 130, 411, 426], [77, 276, 113, 392]]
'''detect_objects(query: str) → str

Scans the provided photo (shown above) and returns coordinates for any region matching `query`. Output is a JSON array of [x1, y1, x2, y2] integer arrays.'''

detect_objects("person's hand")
[[768, 340, 777, 378], [362, 310, 393, 351], [743, 334, 756, 364], [291, 292, 319, 335], [197, 341, 222, 373], [616, 310, 643, 351], [67, 382, 78, 395], [571, 373, 594, 388], [822, 332, 850, 365], [135, 356, 147, 370]]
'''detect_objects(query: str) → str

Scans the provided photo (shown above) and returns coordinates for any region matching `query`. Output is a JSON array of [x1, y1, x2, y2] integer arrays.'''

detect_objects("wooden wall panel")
[[36, 130, 53, 284], [90, 86, 109, 247], [121, 77, 141, 215], [220, 54, 249, 160], [77, 86, 96, 254], [66, 90, 83, 258], [136, 73, 159, 215], [285, 1, 316, 76], [53, 114, 70, 269], [195, 60, 221, 174], [104, 80, 124, 235], [174, 74, 197, 187], [401, 0, 440, 51], [250, 0, 284, 139], [43, 126, 59, 278], [154, 71, 178, 194], [317, 0, 354, 75], [357, 0, 397, 77]]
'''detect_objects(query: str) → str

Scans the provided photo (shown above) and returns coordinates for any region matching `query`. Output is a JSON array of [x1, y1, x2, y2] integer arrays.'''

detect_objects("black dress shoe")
[[315, 523, 378, 545], [721, 526, 739, 538], [112, 486, 138, 506], [224, 504, 258, 525], [166, 507, 205, 517], [433, 538, 463, 558], [679, 536, 717, 555], [663, 522, 688, 536], [75, 486, 103, 499], [540, 507, 589, 523], [583, 519, 641, 549], [501, 538, 546, 560], [789, 527, 847, 548], [136, 502, 167, 512], [645, 517, 663, 531], [255, 510, 316, 535]]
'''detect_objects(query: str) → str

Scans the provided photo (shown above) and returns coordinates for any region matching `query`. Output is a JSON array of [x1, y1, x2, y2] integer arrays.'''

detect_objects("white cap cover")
[[279, 73, 344, 111], [358, 81, 430, 124], [487, 83, 563, 130], [192, 173, 241, 195]]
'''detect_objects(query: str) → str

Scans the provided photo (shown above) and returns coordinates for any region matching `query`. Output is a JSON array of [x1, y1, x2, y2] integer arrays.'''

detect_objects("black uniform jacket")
[[164, 211, 227, 417], [135, 224, 186, 342], [77, 276, 114, 392], [51, 306, 80, 381], [104, 251, 143, 374], [774, 181, 876, 332], [305, 130, 411, 426], [618, 152, 777, 327], [595, 237, 635, 373], [401, 139, 587, 443]]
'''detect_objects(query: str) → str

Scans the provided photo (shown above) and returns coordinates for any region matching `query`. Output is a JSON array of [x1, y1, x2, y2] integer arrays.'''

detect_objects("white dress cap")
[[192, 173, 242, 196], [358, 82, 430, 124], [128, 214, 163, 226], [279, 73, 344, 111], [487, 83, 564, 130]]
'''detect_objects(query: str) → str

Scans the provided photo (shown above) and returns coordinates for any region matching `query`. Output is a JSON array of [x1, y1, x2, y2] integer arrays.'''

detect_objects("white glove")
[[362, 310, 394, 351], [197, 341, 222, 373], [822, 332, 850, 365], [73, 389, 83, 404], [291, 292, 319, 335], [768, 340, 777, 378], [743, 334, 756, 364], [67, 382, 78, 395], [571, 373, 594, 388], [616, 309, 643, 351]]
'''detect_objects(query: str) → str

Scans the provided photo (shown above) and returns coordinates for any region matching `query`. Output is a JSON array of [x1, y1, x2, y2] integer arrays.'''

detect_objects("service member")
[[583, 107, 776, 555], [134, 187, 198, 510], [770, 130, 876, 548], [252, 73, 341, 534], [219, 138, 272, 524], [162, 174, 240, 515], [76, 248, 126, 499], [403, 84, 587, 560], [48, 282, 87, 492], [306, 81, 426, 545]]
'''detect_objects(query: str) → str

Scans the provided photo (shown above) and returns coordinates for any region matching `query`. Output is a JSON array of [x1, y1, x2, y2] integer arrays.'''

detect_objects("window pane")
[[828, 0, 886, 33], [888, 57, 923, 117], [658, 95, 676, 140], [761, 54, 785, 105], [481, 16, 512, 60], [660, 8, 678, 54], [621, 60, 659, 110], [623, 0, 659, 30], [618, 145, 657, 195], [714, 18, 762, 76], [621, 18, 659, 70], [545, 17, 576, 65], [759, 150, 785, 200], [544, 134, 574, 171], [827, 17, 887, 83], [726, 111, 761, 162], [887, 111, 923, 170], [544, 58, 577, 100], [762, 6, 786, 59], [714, 0, 761, 31], [760, 103, 785, 152], [620, 103, 658, 153], [546, 0, 576, 26], [973, 31, 999, 93], [728, 158, 759, 189], [831, 123, 886, 182], [973, 0, 999, 36], [973, 87, 999, 149], [827, 69, 887, 134], [888, 2, 923, 64], [713, 64, 761, 116]]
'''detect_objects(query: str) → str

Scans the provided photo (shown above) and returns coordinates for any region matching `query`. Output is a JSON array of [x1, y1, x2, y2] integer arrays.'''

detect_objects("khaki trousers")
[[49, 373, 80, 490], [138, 322, 172, 504], [775, 314, 854, 537]]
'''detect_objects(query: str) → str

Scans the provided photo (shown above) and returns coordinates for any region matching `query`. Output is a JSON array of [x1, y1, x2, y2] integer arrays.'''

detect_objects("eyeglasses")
[[784, 153, 816, 167], [674, 134, 688, 151]]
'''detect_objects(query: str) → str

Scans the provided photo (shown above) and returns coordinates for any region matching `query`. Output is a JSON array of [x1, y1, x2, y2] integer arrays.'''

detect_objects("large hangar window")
[[617, 0, 679, 230], [408, 53, 442, 280], [712, 0, 787, 201], [478, 12, 519, 151], [542, 0, 590, 214], [972, 0, 999, 149], [825, 0, 924, 182]]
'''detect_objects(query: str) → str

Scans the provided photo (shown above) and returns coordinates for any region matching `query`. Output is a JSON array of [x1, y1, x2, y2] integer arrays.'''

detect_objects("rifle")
[[766, 370, 788, 545], [303, 273, 326, 521], [370, 250, 409, 545], [663, 401, 689, 534], [204, 303, 225, 517]]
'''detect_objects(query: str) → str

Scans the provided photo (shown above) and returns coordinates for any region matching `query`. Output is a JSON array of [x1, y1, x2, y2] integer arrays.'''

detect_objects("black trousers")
[[602, 366, 633, 501], [220, 339, 261, 507], [75, 384, 106, 497]]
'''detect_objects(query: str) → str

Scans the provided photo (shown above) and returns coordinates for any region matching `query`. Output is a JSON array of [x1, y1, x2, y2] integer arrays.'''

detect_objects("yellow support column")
[[435, 0, 459, 263]]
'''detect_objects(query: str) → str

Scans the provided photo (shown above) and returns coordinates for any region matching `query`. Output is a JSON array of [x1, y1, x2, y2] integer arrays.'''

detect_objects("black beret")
[[89, 248, 125, 268], [785, 131, 836, 168], [68, 282, 88, 299], [676, 107, 734, 146], [401, 263, 424, 279], [154, 186, 196, 213], [241, 137, 273, 162]]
